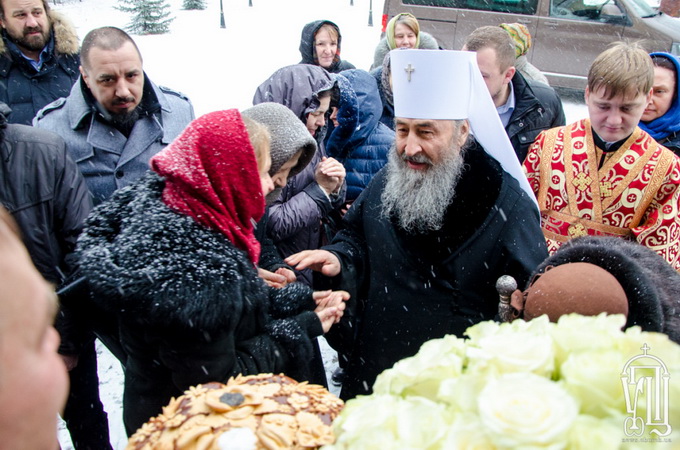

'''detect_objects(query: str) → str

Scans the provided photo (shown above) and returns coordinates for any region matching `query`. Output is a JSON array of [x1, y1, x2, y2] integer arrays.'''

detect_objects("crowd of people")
[[1, 0, 679, 447]]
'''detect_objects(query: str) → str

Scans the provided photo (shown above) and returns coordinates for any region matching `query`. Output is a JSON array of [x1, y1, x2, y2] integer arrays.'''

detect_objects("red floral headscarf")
[[150, 109, 264, 264]]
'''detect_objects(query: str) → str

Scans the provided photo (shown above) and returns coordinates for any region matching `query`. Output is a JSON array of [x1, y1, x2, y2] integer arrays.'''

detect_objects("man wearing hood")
[[34, 26, 194, 206], [0, 0, 80, 125], [299, 20, 355, 74]]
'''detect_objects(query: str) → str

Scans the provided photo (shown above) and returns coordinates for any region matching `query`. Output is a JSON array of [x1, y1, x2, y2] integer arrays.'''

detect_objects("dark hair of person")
[[80, 26, 142, 71]]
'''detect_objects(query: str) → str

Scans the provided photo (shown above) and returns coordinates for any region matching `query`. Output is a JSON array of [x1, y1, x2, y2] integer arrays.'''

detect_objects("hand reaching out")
[[315, 157, 345, 196], [285, 250, 341, 277]]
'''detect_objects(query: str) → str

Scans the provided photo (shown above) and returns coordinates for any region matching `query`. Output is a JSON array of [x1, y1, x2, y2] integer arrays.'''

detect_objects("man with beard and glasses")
[[34, 26, 194, 206], [0, 0, 80, 125], [286, 50, 548, 400]]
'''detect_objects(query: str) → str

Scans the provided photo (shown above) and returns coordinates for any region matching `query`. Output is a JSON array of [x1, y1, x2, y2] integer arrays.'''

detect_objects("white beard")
[[381, 140, 466, 233]]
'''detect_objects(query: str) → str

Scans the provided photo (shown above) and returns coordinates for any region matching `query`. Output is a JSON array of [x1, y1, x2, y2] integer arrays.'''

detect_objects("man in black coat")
[[0, 102, 113, 449], [463, 26, 565, 163], [0, 0, 80, 125], [287, 49, 548, 400]]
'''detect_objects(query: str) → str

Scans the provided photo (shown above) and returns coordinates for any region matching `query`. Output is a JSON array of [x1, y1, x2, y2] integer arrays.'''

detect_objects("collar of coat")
[[64, 74, 171, 131], [0, 10, 79, 56]]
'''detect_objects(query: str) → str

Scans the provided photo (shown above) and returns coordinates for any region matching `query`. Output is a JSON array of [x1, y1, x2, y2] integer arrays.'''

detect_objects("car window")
[[404, 0, 539, 14], [622, 0, 657, 16], [550, 0, 624, 20]]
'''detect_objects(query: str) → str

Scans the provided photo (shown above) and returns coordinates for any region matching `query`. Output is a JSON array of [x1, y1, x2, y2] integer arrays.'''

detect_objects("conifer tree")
[[117, 0, 174, 35], [182, 0, 206, 10]]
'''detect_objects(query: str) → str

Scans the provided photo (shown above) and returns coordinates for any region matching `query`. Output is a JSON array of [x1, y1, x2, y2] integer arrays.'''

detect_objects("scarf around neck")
[[639, 52, 680, 141]]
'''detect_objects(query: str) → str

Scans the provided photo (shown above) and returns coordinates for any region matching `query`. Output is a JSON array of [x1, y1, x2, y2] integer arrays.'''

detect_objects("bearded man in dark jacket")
[[0, 0, 80, 125], [287, 49, 548, 400]]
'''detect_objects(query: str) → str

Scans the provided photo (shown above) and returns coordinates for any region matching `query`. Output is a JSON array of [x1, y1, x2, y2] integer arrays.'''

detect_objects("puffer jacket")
[[0, 103, 91, 355], [299, 20, 355, 73], [326, 70, 393, 201], [253, 64, 346, 285], [0, 11, 80, 125], [507, 71, 565, 163], [0, 104, 90, 283], [77, 172, 324, 433]]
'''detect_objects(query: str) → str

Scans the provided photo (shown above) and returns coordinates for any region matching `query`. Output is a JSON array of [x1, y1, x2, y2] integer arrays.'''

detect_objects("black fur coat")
[[77, 173, 323, 433]]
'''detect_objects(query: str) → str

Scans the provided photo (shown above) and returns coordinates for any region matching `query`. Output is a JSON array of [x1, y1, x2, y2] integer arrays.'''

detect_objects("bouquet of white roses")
[[325, 314, 680, 449]]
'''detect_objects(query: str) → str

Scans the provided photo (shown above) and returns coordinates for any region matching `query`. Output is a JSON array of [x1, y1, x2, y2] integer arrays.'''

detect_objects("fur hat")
[[241, 102, 316, 178], [507, 236, 680, 344], [500, 23, 531, 58], [513, 262, 629, 321]]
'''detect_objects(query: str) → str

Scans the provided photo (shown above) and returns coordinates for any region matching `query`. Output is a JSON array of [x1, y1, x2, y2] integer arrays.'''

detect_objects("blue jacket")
[[0, 11, 80, 125], [34, 75, 194, 205], [326, 69, 394, 201]]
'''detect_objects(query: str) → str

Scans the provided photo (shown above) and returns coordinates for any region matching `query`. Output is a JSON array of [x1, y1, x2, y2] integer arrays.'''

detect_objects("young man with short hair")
[[523, 42, 680, 270], [463, 26, 565, 162]]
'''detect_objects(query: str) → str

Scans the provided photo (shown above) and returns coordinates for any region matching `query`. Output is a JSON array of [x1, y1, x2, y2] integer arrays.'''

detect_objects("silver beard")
[[381, 139, 466, 233]]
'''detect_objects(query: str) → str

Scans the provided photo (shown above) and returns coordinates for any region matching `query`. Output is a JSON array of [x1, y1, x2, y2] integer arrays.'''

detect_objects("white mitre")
[[390, 49, 537, 206]]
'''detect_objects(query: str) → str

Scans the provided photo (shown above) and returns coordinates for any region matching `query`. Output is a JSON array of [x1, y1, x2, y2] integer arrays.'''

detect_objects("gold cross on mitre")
[[405, 63, 415, 82]]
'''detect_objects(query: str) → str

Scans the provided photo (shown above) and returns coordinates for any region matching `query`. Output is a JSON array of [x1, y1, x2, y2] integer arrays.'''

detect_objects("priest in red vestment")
[[523, 42, 680, 271]]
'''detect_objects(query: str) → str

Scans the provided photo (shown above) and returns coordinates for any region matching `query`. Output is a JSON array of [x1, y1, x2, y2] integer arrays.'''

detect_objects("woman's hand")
[[313, 290, 350, 332]]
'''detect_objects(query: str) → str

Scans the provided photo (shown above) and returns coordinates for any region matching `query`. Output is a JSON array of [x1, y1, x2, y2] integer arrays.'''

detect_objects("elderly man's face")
[[384, 118, 470, 232], [395, 118, 469, 168]]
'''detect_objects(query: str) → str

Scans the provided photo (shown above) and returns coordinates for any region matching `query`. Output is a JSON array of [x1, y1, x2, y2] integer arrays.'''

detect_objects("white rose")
[[441, 412, 496, 450], [560, 349, 628, 417], [465, 317, 555, 378], [478, 373, 578, 449], [550, 314, 627, 367], [373, 334, 465, 400], [567, 415, 621, 450], [331, 395, 451, 449]]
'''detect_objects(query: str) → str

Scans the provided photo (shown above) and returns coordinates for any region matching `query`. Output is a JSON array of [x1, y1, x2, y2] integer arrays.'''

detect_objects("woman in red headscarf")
[[76, 109, 347, 436]]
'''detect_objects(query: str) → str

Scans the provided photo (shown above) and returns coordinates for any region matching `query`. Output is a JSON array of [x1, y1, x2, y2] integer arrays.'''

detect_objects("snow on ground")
[[51, 0, 588, 447]]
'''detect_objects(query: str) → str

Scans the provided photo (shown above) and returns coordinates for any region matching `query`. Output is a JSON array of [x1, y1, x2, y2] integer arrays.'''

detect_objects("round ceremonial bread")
[[127, 373, 344, 450]]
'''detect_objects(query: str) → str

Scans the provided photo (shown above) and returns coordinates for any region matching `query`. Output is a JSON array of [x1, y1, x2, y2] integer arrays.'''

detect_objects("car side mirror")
[[601, 2, 628, 22]]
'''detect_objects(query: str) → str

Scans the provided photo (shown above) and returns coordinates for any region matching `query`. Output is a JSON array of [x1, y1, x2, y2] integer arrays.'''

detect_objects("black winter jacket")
[[299, 20, 355, 73], [659, 131, 680, 155], [507, 72, 565, 163], [0, 105, 92, 355], [323, 143, 548, 399], [77, 173, 324, 433], [0, 11, 80, 125], [0, 116, 90, 284]]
